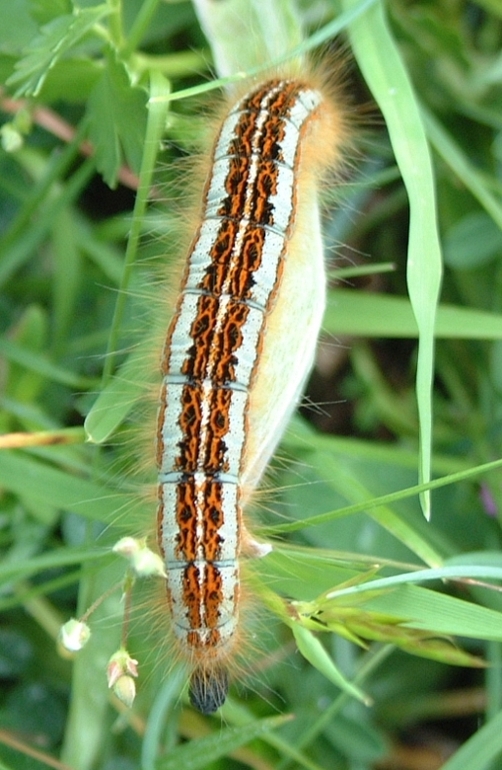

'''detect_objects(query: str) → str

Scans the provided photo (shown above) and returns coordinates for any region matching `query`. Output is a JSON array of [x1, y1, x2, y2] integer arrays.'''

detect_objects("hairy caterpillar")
[[155, 68, 349, 714]]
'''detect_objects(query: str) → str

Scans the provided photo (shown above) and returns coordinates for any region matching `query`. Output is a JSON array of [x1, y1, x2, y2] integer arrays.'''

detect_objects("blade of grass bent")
[[344, 0, 443, 519]]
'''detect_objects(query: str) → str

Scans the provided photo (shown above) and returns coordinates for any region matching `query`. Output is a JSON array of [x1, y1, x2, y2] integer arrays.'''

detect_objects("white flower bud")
[[58, 619, 91, 654], [113, 537, 166, 578]]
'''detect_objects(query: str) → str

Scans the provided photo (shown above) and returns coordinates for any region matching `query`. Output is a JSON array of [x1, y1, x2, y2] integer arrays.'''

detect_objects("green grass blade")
[[0, 546, 107, 586], [365, 584, 502, 642], [438, 708, 502, 770], [423, 105, 502, 230], [0, 450, 131, 523], [325, 289, 502, 339], [344, 0, 443, 519], [156, 715, 291, 770], [291, 623, 371, 704], [103, 70, 171, 383]]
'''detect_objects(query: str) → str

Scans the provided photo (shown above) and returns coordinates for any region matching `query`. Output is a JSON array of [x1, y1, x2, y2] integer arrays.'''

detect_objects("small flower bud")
[[58, 619, 91, 655], [112, 675, 136, 708], [113, 536, 141, 558], [107, 648, 138, 689], [107, 648, 138, 708], [131, 548, 166, 578], [113, 537, 166, 578]]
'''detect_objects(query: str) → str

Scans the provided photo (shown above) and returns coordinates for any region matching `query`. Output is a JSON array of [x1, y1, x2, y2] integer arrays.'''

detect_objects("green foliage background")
[[2, 0, 502, 769]]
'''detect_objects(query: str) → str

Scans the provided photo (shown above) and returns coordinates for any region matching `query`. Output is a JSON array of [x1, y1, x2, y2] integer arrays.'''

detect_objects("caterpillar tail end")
[[189, 665, 229, 714]]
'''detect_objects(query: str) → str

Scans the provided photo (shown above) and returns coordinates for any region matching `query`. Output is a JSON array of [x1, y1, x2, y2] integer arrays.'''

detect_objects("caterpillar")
[[155, 68, 349, 714]]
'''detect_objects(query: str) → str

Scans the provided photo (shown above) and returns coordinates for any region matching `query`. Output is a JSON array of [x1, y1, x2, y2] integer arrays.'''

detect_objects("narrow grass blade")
[[0, 450, 131, 523], [156, 715, 291, 770], [0, 337, 94, 389], [423, 104, 502, 230], [291, 623, 371, 705], [344, 0, 443, 519], [103, 70, 171, 383], [439, 707, 502, 770], [325, 289, 502, 339], [365, 584, 502, 642]]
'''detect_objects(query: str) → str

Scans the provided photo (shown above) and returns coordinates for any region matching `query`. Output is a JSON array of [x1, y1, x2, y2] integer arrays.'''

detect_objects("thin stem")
[[123, 0, 162, 57]]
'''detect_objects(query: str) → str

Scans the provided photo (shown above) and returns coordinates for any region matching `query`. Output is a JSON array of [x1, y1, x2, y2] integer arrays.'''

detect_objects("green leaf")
[[29, 0, 72, 26], [0, 756, 16, 770], [85, 72, 172, 437], [444, 212, 502, 270], [283, 432, 443, 567], [156, 715, 291, 770], [0, 450, 132, 524], [0, 337, 93, 389], [86, 51, 148, 186], [52, 207, 82, 352], [325, 713, 388, 764], [0, 545, 106, 587], [259, 548, 366, 601], [303, 600, 485, 668], [7, 4, 109, 97], [291, 622, 371, 705], [325, 289, 502, 339], [0, 0, 38, 52], [84, 345, 153, 443], [38, 58, 102, 102], [296, 569, 502, 667], [424, 105, 502, 230], [366, 584, 502, 642], [475, 0, 502, 18], [344, 0, 443, 520]]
